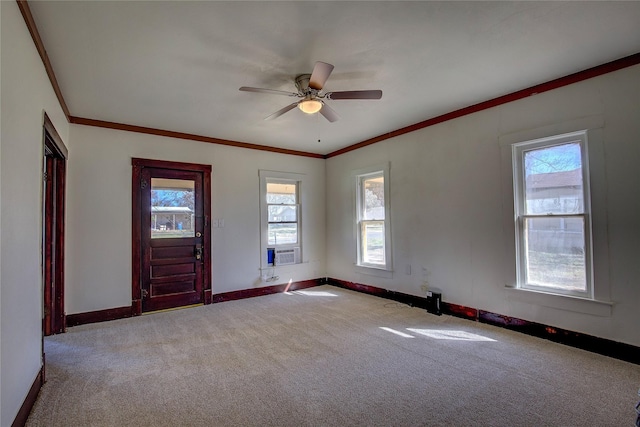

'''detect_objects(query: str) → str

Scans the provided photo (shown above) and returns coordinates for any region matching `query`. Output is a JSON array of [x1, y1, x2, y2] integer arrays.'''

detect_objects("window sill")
[[354, 265, 393, 279], [504, 287, 613, 317]]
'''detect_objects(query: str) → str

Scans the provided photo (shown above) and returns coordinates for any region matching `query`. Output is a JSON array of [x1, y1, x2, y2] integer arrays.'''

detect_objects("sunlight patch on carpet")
[[407, 329, 497, 341], [287, 290, 339, 297], [380, 327, 415, 338]]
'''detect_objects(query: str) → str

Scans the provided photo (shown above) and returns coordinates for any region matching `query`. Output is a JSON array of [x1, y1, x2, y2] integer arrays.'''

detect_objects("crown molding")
[[17, 0, 71, 120], [69, 116, 325, 159], [325, 52, 640, 158]]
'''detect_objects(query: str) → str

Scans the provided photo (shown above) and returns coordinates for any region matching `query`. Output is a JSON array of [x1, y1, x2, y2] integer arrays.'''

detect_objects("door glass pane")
[[151, 178, 195, 239], [361, 221, 385, 265], [268, 223, 298, 245], [524, 216, 586, 292], [524, 143, 583, 215], [363, 175, 384, 220]]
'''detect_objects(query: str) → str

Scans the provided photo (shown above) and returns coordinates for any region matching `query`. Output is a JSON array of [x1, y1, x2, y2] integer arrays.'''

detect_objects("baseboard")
[[11, 367, 44, 427], [330, 278, 431, 309], [212, 279, 323, 303], [474, 310, 640, 365], [327, 278, 640, 365], [66, 280, 324, 326], [66, 305, 134, 327]]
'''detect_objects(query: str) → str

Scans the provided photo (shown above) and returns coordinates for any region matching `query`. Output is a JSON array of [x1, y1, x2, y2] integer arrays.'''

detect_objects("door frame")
[[43, 113, 67, 336], [131, 158, 212, 315]]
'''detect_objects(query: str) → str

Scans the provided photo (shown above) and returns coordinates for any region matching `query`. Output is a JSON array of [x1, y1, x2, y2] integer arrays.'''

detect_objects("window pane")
[[268, 223, 298, 245], [151, 178, 195, 239], [363, 175, 384, 220], [268, 205, 297, 222], [267, 182, 296, 204], [524, 216, 586, 292], [361, 221, 385, 265], [524, 143, 583, 215]]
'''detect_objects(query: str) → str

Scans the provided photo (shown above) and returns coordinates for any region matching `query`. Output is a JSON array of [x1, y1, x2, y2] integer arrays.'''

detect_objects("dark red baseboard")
[[212, 279, 322, 303], [328, 278, 640, 365], [475, 310, 640, 364], [66, 280, 323, 327], [11, 367, 44, 427], [330, 278, 434, 309], [66, 305, 134, 327]]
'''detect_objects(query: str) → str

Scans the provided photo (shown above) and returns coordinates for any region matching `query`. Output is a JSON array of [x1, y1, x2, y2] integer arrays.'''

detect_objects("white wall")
[[0, 2, 69, 425], [1, 2, 637, 423], [326, 64, 640, 347], [66, 125, 326, 314]]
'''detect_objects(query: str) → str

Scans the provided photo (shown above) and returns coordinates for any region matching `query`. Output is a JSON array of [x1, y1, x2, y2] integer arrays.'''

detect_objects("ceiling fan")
[[239, 61, 382, 122]]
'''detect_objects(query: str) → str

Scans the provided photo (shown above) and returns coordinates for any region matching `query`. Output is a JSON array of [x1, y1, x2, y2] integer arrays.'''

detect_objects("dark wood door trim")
[[131, 158, 212, 315], [43, 156, 54, 335], [44, 113, 68, 158], [43, 113, 67, 336]]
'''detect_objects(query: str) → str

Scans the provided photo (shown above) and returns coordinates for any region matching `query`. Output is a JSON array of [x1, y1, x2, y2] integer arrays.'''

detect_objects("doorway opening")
[[42, 113, 67, 336]]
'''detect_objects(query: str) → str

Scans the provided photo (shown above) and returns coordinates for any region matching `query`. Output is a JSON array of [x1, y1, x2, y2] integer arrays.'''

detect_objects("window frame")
[[266, 179, 300, 247], [512, 131, 593, 298], [355, 164, 392, 272], [259, 170, 304, 269]]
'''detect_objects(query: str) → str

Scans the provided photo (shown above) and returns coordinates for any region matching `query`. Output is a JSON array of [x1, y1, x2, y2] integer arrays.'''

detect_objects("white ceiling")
[[28, 1, 640, 156]]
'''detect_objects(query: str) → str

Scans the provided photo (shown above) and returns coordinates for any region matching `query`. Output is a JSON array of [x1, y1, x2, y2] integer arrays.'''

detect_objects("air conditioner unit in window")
[[274, 247, 300, 266]]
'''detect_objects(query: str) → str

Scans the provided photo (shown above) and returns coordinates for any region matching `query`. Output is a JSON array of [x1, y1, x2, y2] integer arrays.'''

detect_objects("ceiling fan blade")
[[326, 90, 382, 100], [239, 87, 299, 97], [264, 102, 299, 121], [319, 103, 339, 123], [308, 62, 334, 90]]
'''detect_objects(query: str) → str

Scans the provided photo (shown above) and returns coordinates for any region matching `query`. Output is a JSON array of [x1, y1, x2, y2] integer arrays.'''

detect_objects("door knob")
[[195, 244, 203, 260]]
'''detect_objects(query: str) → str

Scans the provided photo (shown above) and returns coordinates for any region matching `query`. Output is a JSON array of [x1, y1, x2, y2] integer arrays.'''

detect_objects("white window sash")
[[359, 220, 386, 267], [512, 131, 592, 298], [354, 164, 391, 272]]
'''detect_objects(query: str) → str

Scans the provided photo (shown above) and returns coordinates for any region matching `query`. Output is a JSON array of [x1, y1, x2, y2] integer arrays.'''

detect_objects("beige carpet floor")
[[27, 285, 640, 426]]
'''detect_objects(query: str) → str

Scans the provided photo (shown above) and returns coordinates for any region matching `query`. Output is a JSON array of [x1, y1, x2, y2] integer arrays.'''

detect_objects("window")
[[356, 165, 391, 271], [266, 180, 299, 246], [259, 170, 303, 269], [512, 131, 592, 297]]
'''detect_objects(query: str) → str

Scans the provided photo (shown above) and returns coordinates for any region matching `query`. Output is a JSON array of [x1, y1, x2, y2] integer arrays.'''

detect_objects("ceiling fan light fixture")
[[298, 99, 323, 114], [240, 62, 381, 122]]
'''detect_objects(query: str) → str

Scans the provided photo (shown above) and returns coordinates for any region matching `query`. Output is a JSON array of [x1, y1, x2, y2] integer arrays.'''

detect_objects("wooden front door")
[[132, 159, 212, 313]]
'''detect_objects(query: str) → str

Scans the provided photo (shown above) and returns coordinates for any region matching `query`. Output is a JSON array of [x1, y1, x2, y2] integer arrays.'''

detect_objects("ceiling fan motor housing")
[[295, 74, 312, 93]]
